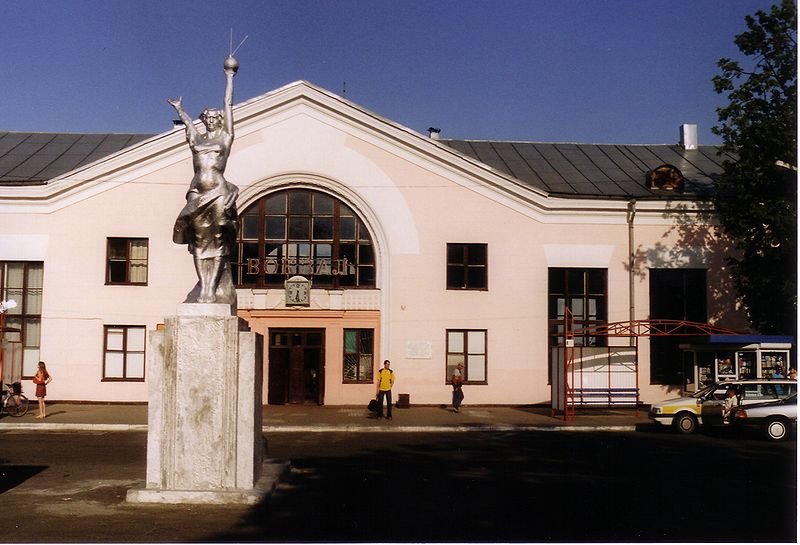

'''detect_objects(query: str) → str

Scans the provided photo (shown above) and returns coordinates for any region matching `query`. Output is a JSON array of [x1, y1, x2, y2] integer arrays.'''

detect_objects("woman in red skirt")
[[33, 361, 52, 419]]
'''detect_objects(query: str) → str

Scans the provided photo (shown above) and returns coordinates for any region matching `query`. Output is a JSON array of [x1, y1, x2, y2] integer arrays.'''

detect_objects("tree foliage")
[[712, 0, 797, 335]]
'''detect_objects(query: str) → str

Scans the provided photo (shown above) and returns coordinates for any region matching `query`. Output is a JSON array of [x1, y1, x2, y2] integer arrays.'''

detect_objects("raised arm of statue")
[[167, 96, 199, 145], [222, 57, 238, 138]]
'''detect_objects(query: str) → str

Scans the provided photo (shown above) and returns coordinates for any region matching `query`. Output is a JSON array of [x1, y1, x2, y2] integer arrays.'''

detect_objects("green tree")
[[712, 0, 797, 335]]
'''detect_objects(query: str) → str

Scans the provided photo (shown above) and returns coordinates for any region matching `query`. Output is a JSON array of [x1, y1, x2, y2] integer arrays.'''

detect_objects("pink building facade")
[[1, 82, 771, 407]]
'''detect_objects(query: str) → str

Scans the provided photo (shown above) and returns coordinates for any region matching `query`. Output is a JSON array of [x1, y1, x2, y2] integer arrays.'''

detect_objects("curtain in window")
[[359, 355, 373, 379], [4, 263, 24, 314], [127, 327, 146, 351], [23, 348, 40, 376], [105, 352, 125, 378], [129, 241, 148, 283], [2, 336, 23, 383], [23, 318, 40, 347], [344, 330, 357, 353], [25, 264, 44, 314], [343, 355, 358, 380], [127, 353, 145, 379], [106, 328, 124, 350], [467, 331, 487, 381]]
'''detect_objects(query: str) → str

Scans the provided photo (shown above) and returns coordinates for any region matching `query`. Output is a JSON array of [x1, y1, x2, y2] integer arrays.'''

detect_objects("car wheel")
[[674, 412, 698, 434], [762, 417, 790, 441]]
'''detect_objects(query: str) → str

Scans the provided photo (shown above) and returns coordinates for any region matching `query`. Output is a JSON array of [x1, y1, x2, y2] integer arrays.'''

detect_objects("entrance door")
[[268, 329, 325, 405]]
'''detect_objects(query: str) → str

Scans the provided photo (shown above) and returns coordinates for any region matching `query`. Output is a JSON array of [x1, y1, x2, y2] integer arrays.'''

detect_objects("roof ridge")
[[441, 138, 716, 147]]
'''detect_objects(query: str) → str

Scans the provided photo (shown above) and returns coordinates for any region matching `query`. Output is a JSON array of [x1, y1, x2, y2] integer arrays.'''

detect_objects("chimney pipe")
[[428, 127, 441, 140], [680, 124, 698, 150]]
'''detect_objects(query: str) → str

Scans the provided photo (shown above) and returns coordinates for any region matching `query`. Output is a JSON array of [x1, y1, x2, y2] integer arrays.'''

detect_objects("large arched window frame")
[[233, 188, 376, 289]]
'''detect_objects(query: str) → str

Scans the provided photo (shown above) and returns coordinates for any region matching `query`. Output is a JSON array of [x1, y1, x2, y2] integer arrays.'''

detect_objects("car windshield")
[[691, 382, 726, 399]]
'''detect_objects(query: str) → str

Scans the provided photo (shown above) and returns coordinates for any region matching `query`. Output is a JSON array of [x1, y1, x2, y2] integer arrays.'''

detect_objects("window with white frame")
[[103, 325, 146, 381], [446, 329, 487, 384]]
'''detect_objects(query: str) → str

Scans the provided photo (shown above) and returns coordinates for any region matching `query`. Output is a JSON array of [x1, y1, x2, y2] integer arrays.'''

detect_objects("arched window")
[[233, 189, 376, 289]]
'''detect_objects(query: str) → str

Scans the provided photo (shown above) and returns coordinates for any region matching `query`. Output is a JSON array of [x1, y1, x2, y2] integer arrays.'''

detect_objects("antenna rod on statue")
[[229, 29, 249, 58], [232, 35, 249, 56]]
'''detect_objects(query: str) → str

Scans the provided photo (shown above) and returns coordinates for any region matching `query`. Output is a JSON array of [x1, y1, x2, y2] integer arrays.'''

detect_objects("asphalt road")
[[0, 427, 796, 543]]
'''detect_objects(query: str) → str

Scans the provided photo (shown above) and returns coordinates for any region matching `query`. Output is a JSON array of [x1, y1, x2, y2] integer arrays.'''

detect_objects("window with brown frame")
[[446, 329, 487, 384], [103, 325, 146, 381], [106, 238, 148, 285], [343, 329, 374, 383], [234, 189, 376, 289], [547, 268, 608, 382], [446, 243, 488, 290], [0, 261, 43, 378]]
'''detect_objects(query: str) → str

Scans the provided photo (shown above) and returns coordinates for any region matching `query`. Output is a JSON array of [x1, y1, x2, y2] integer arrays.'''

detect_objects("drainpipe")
[[627, 200, 637, 346]]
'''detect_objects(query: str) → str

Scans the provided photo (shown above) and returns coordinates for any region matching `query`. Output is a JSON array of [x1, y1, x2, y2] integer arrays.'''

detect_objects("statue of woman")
[[168, 57, 239, 309]]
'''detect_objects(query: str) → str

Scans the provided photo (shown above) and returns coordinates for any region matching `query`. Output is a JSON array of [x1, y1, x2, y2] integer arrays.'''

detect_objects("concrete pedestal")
[[127, 303, 270, 504]]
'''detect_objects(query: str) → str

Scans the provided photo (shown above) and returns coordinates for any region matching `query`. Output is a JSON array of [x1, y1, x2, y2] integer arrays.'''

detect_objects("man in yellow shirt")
[[375, 359, 395, 420]]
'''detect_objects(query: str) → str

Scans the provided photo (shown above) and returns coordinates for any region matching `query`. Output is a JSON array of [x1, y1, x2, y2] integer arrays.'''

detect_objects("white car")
[[649, 379, 797, 434], [731, 394, 797, 441]]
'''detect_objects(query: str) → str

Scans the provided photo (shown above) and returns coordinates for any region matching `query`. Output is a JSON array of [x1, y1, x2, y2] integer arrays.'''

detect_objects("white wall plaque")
[[406, 341, 432, 359]]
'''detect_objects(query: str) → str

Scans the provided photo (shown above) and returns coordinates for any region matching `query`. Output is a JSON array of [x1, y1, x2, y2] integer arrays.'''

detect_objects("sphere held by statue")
[[224, 56, 239, 73]]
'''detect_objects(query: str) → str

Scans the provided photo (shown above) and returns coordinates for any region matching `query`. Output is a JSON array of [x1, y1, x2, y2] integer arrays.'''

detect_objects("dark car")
[[730, 394, 797, 441]]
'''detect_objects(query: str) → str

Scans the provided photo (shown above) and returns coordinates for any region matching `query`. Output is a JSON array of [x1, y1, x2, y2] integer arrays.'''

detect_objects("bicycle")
[[1, 382, 30, 417]]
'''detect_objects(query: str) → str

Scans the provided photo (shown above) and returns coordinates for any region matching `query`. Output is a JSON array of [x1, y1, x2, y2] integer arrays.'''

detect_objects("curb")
[[0, 423, 147, 432], [0, 423, 638, 433], [263, 425, 638, 432]]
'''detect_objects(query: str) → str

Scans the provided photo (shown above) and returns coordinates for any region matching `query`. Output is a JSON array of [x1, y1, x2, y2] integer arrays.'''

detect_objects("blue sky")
[[2, 0, 776, 145]]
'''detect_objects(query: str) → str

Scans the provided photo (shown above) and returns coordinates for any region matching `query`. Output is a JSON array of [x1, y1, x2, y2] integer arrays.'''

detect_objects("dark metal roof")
[[0, 130, 734, 200], [0, 132, 153, 185], [440, 140, 734, 200]]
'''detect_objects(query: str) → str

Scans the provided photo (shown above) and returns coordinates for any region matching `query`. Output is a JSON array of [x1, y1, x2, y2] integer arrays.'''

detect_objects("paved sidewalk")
[[0, 402, 652, 432]]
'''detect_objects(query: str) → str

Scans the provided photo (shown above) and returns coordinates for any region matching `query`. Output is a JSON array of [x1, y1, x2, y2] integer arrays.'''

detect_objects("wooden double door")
[[267, 328, 325, 405]]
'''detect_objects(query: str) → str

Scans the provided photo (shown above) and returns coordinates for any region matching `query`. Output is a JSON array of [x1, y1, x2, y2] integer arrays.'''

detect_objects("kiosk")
[[680, 335, 794, 392]]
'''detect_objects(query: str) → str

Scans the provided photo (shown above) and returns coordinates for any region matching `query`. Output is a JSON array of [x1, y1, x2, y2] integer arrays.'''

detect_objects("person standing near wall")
[[32, 361, 52, 419], [452, 362, 465, 413], [375, 360, 395, 420]]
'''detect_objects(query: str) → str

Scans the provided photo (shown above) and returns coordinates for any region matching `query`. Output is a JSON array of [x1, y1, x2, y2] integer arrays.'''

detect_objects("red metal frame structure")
[[560, 314, 741, 421], [563, 308, 576, 419], [0, 309, 5, 389]]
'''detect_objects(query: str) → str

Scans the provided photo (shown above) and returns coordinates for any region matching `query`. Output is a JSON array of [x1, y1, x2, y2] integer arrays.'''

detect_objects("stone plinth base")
[[127, 460, 288, 505], [126, 303, 264, 503]]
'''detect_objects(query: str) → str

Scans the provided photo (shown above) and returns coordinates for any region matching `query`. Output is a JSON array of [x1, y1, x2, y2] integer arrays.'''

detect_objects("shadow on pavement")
[[207, 431, 796, 543], [0, 464, 47, 493]]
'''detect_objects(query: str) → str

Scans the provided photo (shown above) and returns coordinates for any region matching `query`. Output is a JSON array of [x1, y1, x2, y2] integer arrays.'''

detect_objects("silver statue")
[[169, 56, 240, 310]]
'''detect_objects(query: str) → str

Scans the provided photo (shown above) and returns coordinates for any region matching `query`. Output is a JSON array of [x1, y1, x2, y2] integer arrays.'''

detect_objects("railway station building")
[[0, 81, 791, 407]]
